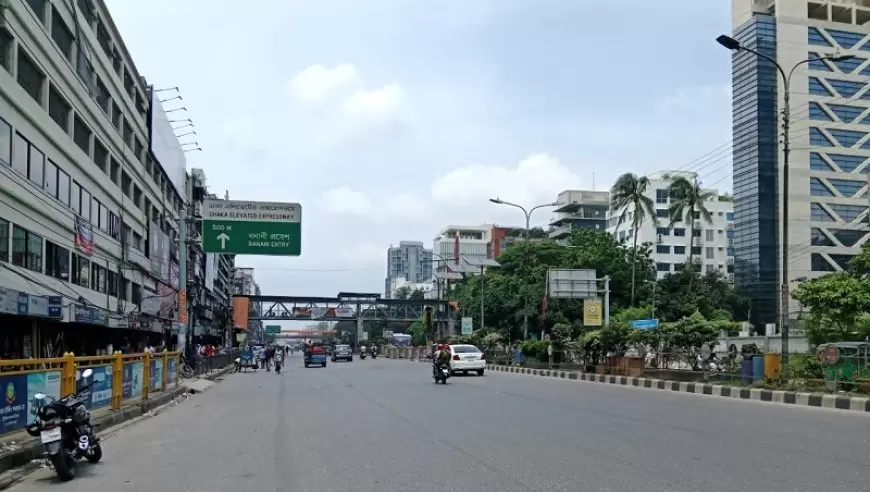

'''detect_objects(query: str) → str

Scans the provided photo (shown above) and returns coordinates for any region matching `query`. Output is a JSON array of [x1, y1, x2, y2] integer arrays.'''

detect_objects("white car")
[[449, 344, 486, 376]]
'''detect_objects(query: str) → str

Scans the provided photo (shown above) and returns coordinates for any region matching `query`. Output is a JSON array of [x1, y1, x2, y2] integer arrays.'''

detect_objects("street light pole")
[[716, 35, 852, 377], [488, 198, 558, 339]]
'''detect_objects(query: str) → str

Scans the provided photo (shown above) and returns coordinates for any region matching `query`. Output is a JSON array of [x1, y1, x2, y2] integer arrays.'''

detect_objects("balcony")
[[549, 224, 572, 240]]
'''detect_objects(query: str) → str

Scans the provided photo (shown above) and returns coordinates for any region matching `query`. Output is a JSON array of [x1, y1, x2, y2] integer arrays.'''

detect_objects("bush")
[[520, 340, 549, 361]]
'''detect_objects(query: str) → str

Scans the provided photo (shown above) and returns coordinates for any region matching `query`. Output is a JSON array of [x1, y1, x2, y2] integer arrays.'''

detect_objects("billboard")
[[147, 89, 187, 200], [232, 297, 249, 330], [204, 253, 216, 291], [149, 226, 170, 284]]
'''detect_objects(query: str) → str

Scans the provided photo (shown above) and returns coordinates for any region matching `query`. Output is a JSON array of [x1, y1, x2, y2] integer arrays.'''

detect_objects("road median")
[[485, 363, 870, 414]]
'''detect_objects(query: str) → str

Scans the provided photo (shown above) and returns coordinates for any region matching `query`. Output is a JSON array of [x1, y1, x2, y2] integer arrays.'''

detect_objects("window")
[[691, 246, 702, 256], [93, 138, 108, 171], [77, 0, 95, 25], [71, 254, 89, 288], [0, 30, 10, 72], [131, 283, 141, 305], [810, 178, 834, 196], [48, 84, 71, 131], [107, 270, 118, 297], [0, 116, 10, 165], [16, 49, 44, 103], [80, 188, 91, 221], [705, 229, 714, 241], [705, 247, 714, 259], [45, 241, 69, 280], [673, 245, 686, 255], [12, 133, 27, 175], [73, 115, 91, 154], [71, 181, 80, 214], [109, 158, 120, 183], [673, 228, 686, 237], [28, 143, 43, 186], [0, 219, 8, 262], [12, 226, 42, 272], [44, 159, 57, 196], [95, 78, 110, 114], [91, 263, 106, 293], [656, 245, 670, 254], [108, 212, 121, 240], [95, 200, 108, 231], [655, 209, 668, 219], [50, 6, 73, 60], [656, 227, 669, 236], [809, 102, 832, 121], [655, 189, 667, 204], [57, 167, 70, 206], [656, 262, 670, 272]]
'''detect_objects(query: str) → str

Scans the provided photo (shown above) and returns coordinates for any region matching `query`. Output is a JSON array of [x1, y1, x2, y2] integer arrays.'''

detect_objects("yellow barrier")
[[0, 350, 182, 430]]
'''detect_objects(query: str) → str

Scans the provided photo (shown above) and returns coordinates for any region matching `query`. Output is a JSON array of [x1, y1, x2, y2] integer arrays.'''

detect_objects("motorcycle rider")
[[432, 343, 452, 377]]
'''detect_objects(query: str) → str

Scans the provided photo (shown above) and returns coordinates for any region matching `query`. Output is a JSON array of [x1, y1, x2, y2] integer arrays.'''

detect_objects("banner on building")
[[74, 217, 94, 256], [232, 297, 250, 330]]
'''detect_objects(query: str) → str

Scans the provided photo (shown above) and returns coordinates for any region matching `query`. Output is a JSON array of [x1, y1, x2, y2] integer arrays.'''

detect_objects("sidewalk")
[[0, 364, 233, 480]]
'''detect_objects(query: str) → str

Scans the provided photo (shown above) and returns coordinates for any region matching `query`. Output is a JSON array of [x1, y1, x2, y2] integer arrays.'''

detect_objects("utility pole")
[[715, 35, 853, 378]]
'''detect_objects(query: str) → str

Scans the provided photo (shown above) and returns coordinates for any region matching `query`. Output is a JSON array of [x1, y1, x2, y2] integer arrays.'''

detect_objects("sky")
[[105, 0, 734, 303]]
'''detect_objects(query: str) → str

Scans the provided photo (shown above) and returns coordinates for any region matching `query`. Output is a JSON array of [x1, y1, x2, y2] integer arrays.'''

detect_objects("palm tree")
[[610, 173, 657, 306], [664, 174, 715, 272]]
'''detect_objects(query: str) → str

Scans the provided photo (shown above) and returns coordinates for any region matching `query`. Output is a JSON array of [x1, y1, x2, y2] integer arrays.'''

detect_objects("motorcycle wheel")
[[50, 450, 77, 481], [85, 443, 103, 463]]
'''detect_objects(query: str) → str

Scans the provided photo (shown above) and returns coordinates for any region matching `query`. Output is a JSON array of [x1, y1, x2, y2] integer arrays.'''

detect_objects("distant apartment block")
[[549, 190, 610, 242]]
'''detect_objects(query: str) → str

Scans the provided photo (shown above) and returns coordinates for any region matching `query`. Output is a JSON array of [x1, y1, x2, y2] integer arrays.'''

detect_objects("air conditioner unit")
[[693, 237, 703, 246]]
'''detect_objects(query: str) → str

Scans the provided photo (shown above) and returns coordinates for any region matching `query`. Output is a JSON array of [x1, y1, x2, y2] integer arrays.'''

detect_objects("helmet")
[[438, 343, 450, 351]]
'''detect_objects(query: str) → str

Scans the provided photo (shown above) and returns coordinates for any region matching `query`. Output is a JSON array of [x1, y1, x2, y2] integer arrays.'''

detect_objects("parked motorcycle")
[[25, 368, 102, 481], [432, 363, 451, 384]]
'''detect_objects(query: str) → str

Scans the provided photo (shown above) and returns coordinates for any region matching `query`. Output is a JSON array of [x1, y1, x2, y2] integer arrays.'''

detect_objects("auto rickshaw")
[[817, 341, 870, 391]]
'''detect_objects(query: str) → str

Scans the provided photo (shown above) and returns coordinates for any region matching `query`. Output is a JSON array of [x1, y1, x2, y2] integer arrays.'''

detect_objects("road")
[[9, 355, 869, 492]]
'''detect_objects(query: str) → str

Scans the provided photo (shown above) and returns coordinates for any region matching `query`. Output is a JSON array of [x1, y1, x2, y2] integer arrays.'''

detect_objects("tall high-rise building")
[[730, 0, 870, 326], [384, 241, 433, 297]]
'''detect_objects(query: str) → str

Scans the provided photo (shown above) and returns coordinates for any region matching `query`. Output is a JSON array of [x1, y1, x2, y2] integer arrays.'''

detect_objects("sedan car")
[[449, 344, 486, 376], [331, 344, 353, 362]]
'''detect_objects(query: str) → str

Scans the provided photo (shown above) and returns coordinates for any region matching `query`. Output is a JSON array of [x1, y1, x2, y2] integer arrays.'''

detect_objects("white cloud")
[[322, 186, 372, 215], [287, 64, 411, 145], [286, 63, 362, 104], [321, 187, 431, 222], [656, 84, 731, 112], [337, 241, 385, 267], [430, 153, 583, 207]]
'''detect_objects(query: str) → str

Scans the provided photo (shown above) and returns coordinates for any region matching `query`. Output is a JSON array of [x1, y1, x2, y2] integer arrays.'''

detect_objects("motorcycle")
[[370, 350, 378, 360], [433, 363, 451, 384], [25, 368, 102, 481], [360, 352, 367, 360]]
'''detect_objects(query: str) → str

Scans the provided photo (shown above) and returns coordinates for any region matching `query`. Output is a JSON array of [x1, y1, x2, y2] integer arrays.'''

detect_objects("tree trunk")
[[630, 224, 639, 306]]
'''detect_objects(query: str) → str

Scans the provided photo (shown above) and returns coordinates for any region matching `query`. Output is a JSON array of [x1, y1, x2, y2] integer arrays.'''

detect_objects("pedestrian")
[[273, 345, 284, 374]]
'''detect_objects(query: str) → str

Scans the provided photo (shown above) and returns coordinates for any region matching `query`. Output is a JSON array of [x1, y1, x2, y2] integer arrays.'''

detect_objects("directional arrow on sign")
[[216, 233, 230, 249]]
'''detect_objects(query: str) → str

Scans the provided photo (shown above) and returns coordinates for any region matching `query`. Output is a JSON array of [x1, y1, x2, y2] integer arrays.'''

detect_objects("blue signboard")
[[74, 304, 109, 326], [149, 360, 164, 392], [122, 363, 133, 399], [26, 371, 61, 426], [167, 358, 177, 388], [89, 366, 112, 409], [0, 375, 29, 434], [75, 370, 94, 409], [629, 319, 659, 330]]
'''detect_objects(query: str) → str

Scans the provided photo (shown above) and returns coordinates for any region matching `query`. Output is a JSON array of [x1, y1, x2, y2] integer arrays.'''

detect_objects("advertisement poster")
[[167, 358, 177, 389], [26, 371, 61, 426], [76, 369, 93, 409], [130, 362, 144, 398], [122, 363, 133, 399], [149, 360, 164, 392], [0, 375, 28, 434], [90, 366, 112, 409]]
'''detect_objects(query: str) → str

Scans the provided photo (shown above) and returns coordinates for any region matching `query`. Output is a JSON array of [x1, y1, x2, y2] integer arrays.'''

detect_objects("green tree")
[[393, 286, 412, 299], [654, 269, 749, 322], [408, 288, 426, 300], [610, 172, 657, 306], [792, 273, 870, 345], [664, 175, 716, 272]]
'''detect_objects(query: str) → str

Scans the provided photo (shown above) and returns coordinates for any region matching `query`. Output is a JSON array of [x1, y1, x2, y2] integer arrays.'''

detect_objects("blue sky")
[[105, 0, 734, 309]]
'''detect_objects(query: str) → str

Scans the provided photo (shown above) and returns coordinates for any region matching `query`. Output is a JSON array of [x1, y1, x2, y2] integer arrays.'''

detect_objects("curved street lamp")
[[715, 34, 853, 376]]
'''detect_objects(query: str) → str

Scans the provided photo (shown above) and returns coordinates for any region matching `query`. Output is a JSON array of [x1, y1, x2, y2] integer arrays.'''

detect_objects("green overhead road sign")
[[201, 199, 302, 256], [265, 325, 281, 334]]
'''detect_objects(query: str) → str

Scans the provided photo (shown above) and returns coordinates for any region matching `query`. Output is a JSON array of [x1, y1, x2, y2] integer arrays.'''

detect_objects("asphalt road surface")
[[9, 354, 869, 492]]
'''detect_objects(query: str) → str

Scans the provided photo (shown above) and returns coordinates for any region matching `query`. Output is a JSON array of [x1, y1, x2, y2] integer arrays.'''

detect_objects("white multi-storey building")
[[432, 224, 493, 268], [730, 0, 870, 326], [607, 171, 736, 280], [0, 0, 185, 337]]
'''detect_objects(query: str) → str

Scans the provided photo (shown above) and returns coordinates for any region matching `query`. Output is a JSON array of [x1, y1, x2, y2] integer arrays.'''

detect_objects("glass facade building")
[[730, 0, 870, 328], [731, 14, 779, 326]]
